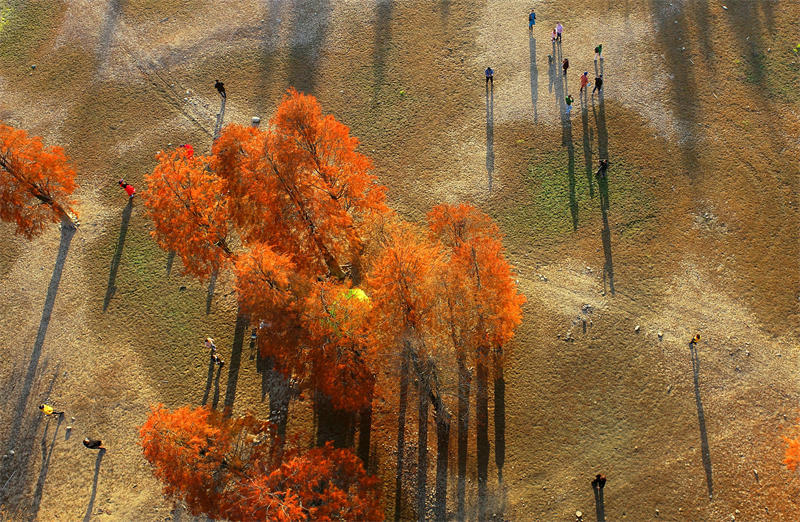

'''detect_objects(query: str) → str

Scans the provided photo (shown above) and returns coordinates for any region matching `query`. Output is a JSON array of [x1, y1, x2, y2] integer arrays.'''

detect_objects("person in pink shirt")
[[556, 22, 563, 42], [580, 72, 589, 93], [118, 179, 135, 199]]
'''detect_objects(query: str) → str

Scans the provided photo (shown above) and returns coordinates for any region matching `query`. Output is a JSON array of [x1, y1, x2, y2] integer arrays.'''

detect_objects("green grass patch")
[[494, 145, 657, 248]]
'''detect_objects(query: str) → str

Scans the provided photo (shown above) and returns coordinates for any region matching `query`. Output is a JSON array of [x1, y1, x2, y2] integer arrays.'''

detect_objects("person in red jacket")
[[180, 144, 194, 158], [118, 179, 135, 198]]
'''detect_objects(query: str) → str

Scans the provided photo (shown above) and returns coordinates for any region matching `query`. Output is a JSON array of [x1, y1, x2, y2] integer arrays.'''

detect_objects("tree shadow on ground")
[[95, 0, 126, 66], [103, 199, 133, 311], [371, 0, 393, 110], [485, 83, 494, 191], [690, 342, 713, 500], [83, 449, 105, 522], [223, 313, 248, 414], [286, 0, 333, 94], [30, 414, 63, 518], [4, 223, 73, 466], [494, 365, 506, 517], [210, 365, 223, 410], [529, 35, 538, 122], [476, 358, 489, 521]]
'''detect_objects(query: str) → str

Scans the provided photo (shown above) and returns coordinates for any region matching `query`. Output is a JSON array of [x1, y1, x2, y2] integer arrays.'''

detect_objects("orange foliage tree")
[[0, 124, 78, 237], [428, 203, 525, 519], [367, 222, 453, 519], [142, 150, 231, 280], [140, 404, 383, 521]]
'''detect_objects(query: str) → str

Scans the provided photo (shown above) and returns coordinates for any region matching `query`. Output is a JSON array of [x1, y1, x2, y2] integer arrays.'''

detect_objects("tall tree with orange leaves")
[[367, 222, 453, 520], [139, 404, 383, 521], [0, 124, 79, 237], [142, 149, 231, 280], [428, 203, 525, 520]]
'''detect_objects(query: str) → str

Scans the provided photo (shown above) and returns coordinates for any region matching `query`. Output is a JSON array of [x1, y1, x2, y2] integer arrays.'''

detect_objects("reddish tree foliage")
[[142, 149, 231, 280], [428, 203, 526, 363], [0, 124, 78, 238], [785, 433, 800, 472], [140, 405, 383, 521]]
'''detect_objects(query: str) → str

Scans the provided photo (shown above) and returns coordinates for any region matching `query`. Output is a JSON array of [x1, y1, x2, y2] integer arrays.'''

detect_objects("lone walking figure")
[[39, 404, 64, 418], [214, 80, 226, 98], [118, 179, 135, 199], [562, 58, 569, 76], [485, 66, 494, 86], [556, 22, 563, 42], [528, 9, 536, 31], [83, 438, 104, 450]]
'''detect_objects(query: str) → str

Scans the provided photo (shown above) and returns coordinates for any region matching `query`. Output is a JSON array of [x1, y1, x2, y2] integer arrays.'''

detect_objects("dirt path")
[[0, 0, 798, 520]]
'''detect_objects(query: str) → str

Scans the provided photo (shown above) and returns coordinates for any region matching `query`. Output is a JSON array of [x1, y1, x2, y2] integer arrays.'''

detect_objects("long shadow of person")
[[83, 449, 105, 522], [580, 88, 594, 198], [103, 198, 133, 311], [211, 364, 223, 410], [201, 355, 215, 406], [486, 82, 494, 191], [690, 341, 714, 500], [223, 313, 248, 414], [592, 480, 606, 522], [529, 36, 538, 122], [30, 414, 63, 517]]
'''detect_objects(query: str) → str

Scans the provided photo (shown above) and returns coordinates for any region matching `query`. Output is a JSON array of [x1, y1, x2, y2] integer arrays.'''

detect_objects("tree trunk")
[[315, 391, 354, 448], [457, 355, 471, 521], [417, 380, 429, 522], [394, 354, 409, 522], [357, 389, 373, 468], [434, 407, 451, 521], [476, 351, 489, 521]]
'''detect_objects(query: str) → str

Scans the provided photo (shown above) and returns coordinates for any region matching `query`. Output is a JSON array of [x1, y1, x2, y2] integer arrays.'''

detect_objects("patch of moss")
[[0, 1, 63, 66]]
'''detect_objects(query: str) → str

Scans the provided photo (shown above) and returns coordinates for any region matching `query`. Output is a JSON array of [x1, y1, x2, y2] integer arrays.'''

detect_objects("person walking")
[[594, 44, 603, 61], [595, 159, 609, 178], [597, 474, 607, 489], [485, 66, 494, 86], [83, 438, 104, 450], [211, 353, 225, 368], [593, 74, 603, 94], [690, 334, 701, 347], [551, 28, 557, 43], [565, 94, 574, 116], [118, 179, 135, 199], [562, 58, 569, 76], [556, 22, 563, 42], [214, 80, 226, 98], [528, 9, 536, 31], [580, 71, 589, 93], [39, 404, 64, 418], [205, 337, 217, 353]]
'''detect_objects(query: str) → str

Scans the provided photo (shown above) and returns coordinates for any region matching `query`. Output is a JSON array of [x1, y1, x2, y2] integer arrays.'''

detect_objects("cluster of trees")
[[139, 89, 525, 519], [0, 91, 524, 519]]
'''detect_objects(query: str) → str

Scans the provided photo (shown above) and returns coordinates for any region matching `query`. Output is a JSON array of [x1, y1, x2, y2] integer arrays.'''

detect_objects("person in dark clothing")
[[214, 80, 226, 98], [597, 474, 607, 489], [562, 58, 569, 76], [690, 333, 701, 347], [83, 438, 104, 450], [596, 159, 609, 178], [593, 74, 603, 93], [485, 67, 494, 85], [212, 353, 225, 367]]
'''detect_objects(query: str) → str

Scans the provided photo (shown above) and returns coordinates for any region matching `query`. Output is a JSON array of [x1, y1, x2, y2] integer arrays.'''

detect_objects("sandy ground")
[[0, 0, 798, 520]]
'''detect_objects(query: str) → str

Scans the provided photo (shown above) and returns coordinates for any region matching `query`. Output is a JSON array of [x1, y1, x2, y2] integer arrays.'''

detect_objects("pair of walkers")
[[205, 337, 225, 367], [578, 72, 604, 94], [39, 404, 105, 450]]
